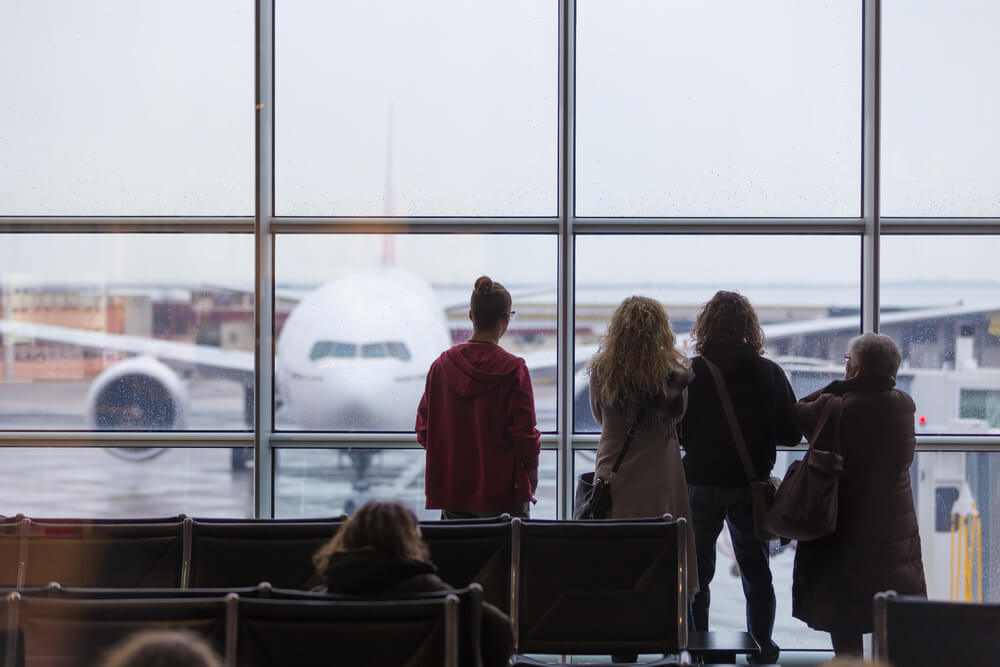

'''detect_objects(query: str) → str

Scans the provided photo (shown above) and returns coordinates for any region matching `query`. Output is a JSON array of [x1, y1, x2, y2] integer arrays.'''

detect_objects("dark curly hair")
[[691, 290, 765, 355]]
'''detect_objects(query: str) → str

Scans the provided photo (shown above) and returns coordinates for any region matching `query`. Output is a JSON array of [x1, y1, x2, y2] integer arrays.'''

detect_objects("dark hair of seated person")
[[313, 500, 514, 667], [98, 629, 223, 667]]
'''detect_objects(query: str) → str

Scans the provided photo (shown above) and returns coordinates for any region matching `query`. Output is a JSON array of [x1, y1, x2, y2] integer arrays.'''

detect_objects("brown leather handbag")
[[764, 395, 843, 541]]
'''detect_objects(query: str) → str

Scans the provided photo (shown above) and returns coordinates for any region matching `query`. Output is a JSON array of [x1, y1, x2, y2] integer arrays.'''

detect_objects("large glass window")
[[573, 235, 862, 431], [275, 0, 558, 217], [880, 236, 1000, 434], [576, 0, 862, 217], [0, 447, 253, 518], [274, 234, 558, 431], [0, 0, 254, 216], [276, 449, 558, 519], [0, 234, 254, 431], [882, 0, 1000, 217]]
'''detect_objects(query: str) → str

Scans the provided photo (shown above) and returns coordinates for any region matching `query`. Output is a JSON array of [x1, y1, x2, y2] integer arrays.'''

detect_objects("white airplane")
[[0, 267, 454, 437]]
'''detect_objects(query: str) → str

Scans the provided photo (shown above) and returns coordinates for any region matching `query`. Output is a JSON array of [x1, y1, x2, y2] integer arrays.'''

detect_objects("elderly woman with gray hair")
[[790, 333, 927, 656]]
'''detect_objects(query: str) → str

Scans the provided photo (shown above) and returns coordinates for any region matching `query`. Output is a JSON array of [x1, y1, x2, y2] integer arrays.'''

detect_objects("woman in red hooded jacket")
[[416, 276, 541, 519]]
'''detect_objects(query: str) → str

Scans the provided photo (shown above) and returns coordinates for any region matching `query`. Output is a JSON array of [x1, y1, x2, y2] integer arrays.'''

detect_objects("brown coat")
[[592, 368, 699, 600], [790, 376, 927, 635]]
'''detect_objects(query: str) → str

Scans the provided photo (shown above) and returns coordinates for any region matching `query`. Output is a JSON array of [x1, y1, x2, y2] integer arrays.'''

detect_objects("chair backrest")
[[9, 594, 230, 667], [187, 520, 341, 589], [24, 584, 264, 600], [512, 517, 687, 656], [421, 520, 512, 614], [20, 519, 186, 588], [234, 594, 459, 667], [873, 591, 1000, 667], [264, 584, 485, 667], [2, 594, 25, 667], [0, 523, 21, 589]]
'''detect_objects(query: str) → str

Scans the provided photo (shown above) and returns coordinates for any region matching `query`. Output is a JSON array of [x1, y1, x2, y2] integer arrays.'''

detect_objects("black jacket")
[[320, 549, 514, 667], [321, 548, 449, 596], [680, 343, 800, 486]]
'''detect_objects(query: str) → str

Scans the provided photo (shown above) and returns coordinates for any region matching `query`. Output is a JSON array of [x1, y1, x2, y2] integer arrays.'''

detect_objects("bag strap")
[[807, 396, 839, 453], [702, 357, 759, 483], [609, 404, 646, 476]]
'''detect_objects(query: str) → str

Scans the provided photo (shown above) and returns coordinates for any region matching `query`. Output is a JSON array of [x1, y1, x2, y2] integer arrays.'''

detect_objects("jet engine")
[[85, 356, 189, 431]]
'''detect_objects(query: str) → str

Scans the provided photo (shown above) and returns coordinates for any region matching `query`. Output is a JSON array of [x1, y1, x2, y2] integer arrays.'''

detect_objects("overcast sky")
[[0, 1, 998, 295]]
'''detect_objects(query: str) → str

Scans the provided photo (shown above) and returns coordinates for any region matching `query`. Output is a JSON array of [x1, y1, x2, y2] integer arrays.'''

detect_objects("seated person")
[[99, 629, 223, 667], [313, 500, 513, 667]]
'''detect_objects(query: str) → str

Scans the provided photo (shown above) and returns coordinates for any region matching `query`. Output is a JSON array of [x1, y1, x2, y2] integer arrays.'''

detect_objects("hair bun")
[[474, 275, 494, 295]]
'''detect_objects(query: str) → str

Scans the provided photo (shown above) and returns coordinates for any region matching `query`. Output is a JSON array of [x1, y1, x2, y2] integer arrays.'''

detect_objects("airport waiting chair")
[[261, 584, 485, 667], [17, 518, 187, 588], [0, 522, 21, 588], [421, 518, 512, 614], [6, 593, 230, 667], [510, 518, 689, 666], [232, 594, 460, 667], [2, 594, 25, 667], [186, 520, 342, 589], [873, 590, 1000, 667], [23, 582, 264, 600]]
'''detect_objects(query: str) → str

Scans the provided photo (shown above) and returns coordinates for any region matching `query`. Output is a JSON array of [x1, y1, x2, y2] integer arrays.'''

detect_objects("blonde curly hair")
[[587, 296, 688, 409]]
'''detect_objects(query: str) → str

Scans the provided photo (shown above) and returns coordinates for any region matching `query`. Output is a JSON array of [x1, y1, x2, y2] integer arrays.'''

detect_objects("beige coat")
[[591, 369, 699, 600]]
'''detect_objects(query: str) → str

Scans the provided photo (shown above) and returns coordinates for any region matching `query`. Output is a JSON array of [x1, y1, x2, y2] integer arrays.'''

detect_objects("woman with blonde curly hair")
[[679, 290, 800, 665], [586, 296, 699, 597]]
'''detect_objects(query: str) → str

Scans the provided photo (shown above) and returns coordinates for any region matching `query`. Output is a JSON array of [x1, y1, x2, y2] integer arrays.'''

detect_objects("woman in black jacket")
[[679, 291, 801, 665], [313, 501, 514, 667]]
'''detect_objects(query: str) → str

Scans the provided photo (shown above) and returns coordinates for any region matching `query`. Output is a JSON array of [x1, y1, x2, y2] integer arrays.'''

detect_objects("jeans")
[[688, 484, 779, 664]]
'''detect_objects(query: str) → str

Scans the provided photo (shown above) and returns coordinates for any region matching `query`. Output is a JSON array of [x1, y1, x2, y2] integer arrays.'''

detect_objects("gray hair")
[[847, 332, 902, 379]]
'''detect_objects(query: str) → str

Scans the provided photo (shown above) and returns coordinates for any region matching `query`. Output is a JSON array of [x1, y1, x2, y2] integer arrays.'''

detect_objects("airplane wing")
[[0, 319, 253, 374], [761, 302, 1000, 340]]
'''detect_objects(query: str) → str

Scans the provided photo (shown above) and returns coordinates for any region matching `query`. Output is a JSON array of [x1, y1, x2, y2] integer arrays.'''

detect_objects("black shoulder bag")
[[573, 404, 645, 520]]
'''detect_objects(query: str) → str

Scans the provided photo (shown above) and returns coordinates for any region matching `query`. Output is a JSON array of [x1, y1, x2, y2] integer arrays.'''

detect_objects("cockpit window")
[[310, 341, 410, 361], [387, 342, 411, 361], [310, 341, 357, 360], [361, 343, 387, 358], [385, 341, 410, 361]]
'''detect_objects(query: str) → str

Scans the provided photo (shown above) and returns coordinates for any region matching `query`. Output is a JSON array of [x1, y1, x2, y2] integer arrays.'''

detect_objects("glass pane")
[[880, 236, 1000, 434], [0, 1, 253, 216], [0, 234, 254, 431], [915, 451, 1000, 603], [276, 448, 557, 519], [882, 1, 1000, 216], [576, 0, 861, 217], [574, 235, 862, 431], [274, 234, 557, 431], [276, 0, 558, 217], [0, 447, 253, 518]]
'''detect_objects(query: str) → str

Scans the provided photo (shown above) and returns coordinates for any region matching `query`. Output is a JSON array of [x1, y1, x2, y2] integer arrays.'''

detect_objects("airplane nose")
[[330, 402, 378, 430]]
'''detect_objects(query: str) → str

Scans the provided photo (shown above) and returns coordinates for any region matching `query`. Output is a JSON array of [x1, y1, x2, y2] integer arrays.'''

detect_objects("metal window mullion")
[[254, 0, 276, 519], [556, 0, 576, 519], [268, 217, 559, 234], [0, 432, 252, 448], [0, 217, 254, 234], [573, 218, 865, 235], [861, 0, 882, 333], [880, 218, 1000, 234]]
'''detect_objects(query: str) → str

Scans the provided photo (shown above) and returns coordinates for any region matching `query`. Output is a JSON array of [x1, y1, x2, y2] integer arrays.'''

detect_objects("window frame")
[[0, 0, 998, 527]]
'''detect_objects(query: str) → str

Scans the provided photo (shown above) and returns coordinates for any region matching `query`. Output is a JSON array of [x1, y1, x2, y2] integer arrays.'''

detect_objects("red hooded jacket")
[[416, 342, 541, 511]]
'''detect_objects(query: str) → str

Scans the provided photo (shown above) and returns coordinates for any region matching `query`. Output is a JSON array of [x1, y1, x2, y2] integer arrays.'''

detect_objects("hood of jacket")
[[321, 548, 438, 595], [700, 341, 761, 372], [438, 343, 524, 398]]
